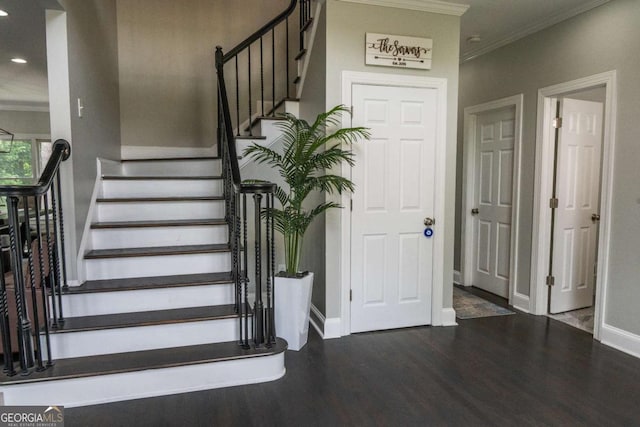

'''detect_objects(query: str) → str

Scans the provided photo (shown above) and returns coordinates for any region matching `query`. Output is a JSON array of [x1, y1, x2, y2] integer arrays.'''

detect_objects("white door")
[[471, 107, 515, 298], [350, 83, 437, 333], [550, 98, 603, 314]]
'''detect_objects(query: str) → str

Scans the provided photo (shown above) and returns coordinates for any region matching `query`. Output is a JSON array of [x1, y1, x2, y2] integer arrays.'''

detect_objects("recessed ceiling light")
[[467, 35, 482, 43], [0, 10, 8, 17], [11, 58, 27, 64]]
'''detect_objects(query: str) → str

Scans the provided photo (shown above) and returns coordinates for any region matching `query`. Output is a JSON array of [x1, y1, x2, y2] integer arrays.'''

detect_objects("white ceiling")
[[0, 0, 611, 105]]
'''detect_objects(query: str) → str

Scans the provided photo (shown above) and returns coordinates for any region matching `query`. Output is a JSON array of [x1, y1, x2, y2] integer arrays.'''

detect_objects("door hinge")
[[553, 117, 563, 129], [350, 199, 353, 211], [546, 275, 555, 286], [350, 289, 353, 301], [549, 198, 559, 209], [350, 105, 354, 116]]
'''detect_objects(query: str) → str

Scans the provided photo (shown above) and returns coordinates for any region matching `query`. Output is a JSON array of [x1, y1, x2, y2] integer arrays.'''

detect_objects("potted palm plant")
[[244, 105, 369, 350]]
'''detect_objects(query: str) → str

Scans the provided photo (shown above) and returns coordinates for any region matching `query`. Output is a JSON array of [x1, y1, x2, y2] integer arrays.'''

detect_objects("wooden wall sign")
[[365, 33, 433, 70]]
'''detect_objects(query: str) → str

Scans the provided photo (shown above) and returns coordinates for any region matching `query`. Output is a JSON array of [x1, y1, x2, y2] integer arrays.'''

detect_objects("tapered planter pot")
[[275, 272, 314, 351]]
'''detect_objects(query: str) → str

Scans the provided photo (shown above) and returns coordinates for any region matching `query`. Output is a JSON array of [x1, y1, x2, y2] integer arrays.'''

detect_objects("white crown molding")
[[461, 0, 610, 62], [0, 101, 50, 112], [336, 0, 469, 16]]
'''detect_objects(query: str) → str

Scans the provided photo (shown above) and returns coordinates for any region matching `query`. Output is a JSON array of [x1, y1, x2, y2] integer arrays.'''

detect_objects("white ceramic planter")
[[274, 272, 314, 351]]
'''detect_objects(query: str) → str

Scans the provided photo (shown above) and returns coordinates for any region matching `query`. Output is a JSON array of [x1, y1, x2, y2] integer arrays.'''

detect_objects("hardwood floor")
[[67, 312, 640, 426]]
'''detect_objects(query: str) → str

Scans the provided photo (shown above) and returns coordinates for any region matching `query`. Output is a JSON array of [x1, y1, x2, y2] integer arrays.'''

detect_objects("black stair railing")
[[0, 139, 70, 376], [215, 0, 313, 348]]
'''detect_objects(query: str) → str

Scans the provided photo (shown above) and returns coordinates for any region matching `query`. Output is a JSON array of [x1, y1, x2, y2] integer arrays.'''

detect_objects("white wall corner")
[[441, 308, 457, 326], [453, 270, 462, 286], [600, 324, 640, 359], [309, 304, 342, 339], [511, 293, 531, 314]]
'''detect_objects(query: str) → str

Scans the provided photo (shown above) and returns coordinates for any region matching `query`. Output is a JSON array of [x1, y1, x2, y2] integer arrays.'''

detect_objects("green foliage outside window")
[[0, 140, 34, 185]]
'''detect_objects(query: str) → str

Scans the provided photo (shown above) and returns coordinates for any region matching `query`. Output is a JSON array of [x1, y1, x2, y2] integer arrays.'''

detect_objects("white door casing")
[[531, 71, 617, 342], [471, 107, 516, 298], [549, 98, 603, 314], [349, 83, 436, 333]]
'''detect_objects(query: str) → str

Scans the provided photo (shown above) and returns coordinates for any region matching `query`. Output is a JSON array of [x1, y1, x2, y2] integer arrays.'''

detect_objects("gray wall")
[[65, 0, 121, 247], [299, 3, 327, 314], [323, 0, 461, 319], [457, 0, 640, 334], [116, 0, 289, 149], [0, 110, 50, 134]]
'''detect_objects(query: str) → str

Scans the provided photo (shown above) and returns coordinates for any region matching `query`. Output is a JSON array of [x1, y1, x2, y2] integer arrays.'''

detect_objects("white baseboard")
[[453, 270, 462, 286], [121, 145, 216, 159], [309, 304, 342, 339], [600, 323, 640, 359], [511, 292, 531, 313], [441, 308, 458, 326]]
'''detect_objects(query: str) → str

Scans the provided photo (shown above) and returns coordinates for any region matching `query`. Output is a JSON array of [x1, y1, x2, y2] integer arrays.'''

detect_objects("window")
[[0, 137, 52, 185]]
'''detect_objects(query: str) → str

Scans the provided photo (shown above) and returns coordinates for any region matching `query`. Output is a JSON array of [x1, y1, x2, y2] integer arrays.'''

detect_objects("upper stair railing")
[[215, 0, 312, 348], [0, 139, 70, 376]]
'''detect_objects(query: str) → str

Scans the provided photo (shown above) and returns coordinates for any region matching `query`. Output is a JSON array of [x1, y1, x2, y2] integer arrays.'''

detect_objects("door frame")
[[340, 71, 448, 335], [461, 95, 524, 309], [531, 71, 617, 340]]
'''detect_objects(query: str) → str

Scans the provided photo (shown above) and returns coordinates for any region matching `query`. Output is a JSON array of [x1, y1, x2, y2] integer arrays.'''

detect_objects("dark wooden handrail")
[[0, 139, 71, 197]]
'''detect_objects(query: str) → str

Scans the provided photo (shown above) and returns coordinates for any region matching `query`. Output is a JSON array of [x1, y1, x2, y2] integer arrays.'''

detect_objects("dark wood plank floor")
[[67, 311, 640, 426]]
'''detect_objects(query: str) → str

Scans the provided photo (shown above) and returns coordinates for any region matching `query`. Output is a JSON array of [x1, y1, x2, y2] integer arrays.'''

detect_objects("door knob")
[[424, 217, 435, 226], [591, 213, 601, 222], [471, 208, 479, 215]]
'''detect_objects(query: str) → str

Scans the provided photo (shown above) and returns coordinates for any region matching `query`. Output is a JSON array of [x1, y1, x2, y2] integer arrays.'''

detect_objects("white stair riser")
[[60, 284, 235, 317], [122, 159, 221, 176], [97, 200, 225, 222], [47, 318, 241, 359], [85, 252, 231, 280], [101, 179, 222, 198], [0, 352, 285, 407], [91, 226, 228, 249]]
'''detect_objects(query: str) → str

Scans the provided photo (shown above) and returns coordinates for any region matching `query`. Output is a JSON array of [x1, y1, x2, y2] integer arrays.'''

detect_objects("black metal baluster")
[[43, 195, 59, 329], [272, 28, 276, 116], [23, 197, 45, 372], [0, 207, 16, 375], [265, 193, 273, 346], [8, 196, 34, 374], [253, 193, 264, 346], [299, 0, 304, 52], [55, 174, 68, 292], [241, 194, 250, 349], [235, 57, 240, 136], [260, 37, 264, 118], [50, 181, 64, 323], [286, 17, 290, 98], [247, 47, 253, 137], [270, 192, 276, 342], [34, 196, 53, 367]]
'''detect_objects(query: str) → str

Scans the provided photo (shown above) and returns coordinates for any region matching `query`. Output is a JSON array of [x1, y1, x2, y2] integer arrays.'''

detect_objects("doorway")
[[340, 71, 448, 334], [531, 72, 617, 341], [462, 95, 523, 309]]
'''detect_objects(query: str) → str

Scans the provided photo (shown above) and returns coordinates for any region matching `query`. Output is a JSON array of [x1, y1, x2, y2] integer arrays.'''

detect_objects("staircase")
[[0, 0, 318, 408]]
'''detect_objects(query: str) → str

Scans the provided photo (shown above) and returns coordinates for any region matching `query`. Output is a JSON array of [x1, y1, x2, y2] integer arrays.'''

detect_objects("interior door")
[[471, 107, 515, 298], [350, 83, 436, 333], [550, 98, 603, 314]]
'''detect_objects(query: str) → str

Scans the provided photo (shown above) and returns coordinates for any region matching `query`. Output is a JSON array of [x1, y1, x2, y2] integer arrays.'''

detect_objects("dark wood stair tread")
[[121, 157, 220, 162], [85, 244, 230, 259], [235, 135, 267, 140], [102, 175, 222, 180], [0, 338, 287, 385], [293, 76, 301, 84], [91, 218, 226, 229], [49, 304, 239, 333], [301, 18, 313, 32], [96, 196, 225, 203], [63, 272, 235, 294]]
